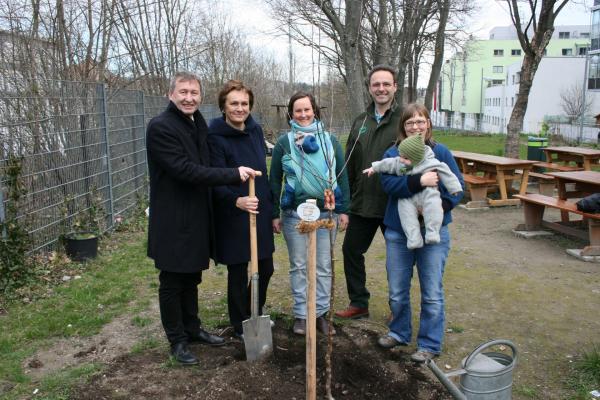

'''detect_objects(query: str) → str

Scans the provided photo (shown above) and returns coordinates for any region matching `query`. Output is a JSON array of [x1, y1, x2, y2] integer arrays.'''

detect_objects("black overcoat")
[[207, 115, 275, 265], [146, 102, 241, 272]]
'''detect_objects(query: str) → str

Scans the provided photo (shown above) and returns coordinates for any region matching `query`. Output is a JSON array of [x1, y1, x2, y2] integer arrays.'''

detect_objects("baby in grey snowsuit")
[[364, 135, 462, 249]]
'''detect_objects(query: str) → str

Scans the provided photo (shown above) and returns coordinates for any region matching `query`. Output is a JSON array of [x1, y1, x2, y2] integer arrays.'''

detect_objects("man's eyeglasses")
[[404, 120, 428, 128]]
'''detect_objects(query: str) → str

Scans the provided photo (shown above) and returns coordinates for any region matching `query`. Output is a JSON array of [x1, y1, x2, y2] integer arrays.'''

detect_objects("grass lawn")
[[0, 231, 157, 399], [434, 131, 528, 159]]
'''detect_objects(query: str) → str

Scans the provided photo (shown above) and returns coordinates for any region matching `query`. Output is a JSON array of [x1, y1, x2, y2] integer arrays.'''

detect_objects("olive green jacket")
[[345, 102, 402, 218]]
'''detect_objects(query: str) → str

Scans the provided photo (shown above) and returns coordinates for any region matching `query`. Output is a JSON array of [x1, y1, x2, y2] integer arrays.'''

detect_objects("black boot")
[[170, 342, 199, 365]]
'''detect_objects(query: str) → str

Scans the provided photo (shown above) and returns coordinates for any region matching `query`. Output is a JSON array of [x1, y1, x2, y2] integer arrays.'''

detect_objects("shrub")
[[0, 156, 34, 294]]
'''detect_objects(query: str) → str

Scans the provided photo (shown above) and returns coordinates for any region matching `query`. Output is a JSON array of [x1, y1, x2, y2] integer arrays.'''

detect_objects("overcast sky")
[[223, 0, 593, 85]]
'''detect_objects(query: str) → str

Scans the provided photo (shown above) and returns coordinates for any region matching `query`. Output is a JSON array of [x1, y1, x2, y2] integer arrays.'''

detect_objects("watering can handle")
[[463, 339, 518, 368]]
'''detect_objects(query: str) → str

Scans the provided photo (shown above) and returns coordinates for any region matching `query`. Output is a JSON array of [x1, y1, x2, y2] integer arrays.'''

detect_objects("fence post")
[[141, 90, 150, 201], [0, 186, 5, 239], [99, 83, 115, 229]]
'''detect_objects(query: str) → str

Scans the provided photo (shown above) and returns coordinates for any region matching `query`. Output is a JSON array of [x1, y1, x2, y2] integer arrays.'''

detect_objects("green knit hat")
[[398, 134, 425, 165]]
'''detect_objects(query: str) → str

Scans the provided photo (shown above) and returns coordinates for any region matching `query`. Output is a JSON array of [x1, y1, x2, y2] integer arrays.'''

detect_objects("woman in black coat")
[[207, 80, 275, 338]]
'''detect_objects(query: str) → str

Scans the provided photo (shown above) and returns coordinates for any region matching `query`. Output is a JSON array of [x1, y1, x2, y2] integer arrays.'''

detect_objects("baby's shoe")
[[425, 232, 440, 245], [406, 235, 424, 250]]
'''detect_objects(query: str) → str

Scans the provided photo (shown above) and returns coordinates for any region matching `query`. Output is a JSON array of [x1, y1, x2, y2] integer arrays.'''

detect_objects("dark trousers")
[[227, 257, 274, 334], [158, 270, 203, 345], [341, 214, 386, 308]]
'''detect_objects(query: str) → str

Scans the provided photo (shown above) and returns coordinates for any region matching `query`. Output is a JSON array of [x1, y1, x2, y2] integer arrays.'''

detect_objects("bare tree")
[[560, 82, 593, 123], [266, 0, 368, 117], [391, 0, 434, 103], [424, 0, 449, 110], [504, 0, 569, 158]]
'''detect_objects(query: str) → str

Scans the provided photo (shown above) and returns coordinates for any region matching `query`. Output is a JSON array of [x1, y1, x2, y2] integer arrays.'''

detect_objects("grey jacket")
[[371, 146, 462, 249]]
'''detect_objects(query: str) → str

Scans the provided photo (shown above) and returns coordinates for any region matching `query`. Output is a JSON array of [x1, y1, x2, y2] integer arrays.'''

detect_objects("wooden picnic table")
[[452, 151, 538, 207], [543, 146, 600, 171], [546, 171, 600, 222], [515, 170, 600, 257]]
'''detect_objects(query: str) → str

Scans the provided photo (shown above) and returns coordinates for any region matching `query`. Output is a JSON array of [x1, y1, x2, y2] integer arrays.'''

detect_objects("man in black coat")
[[146, 71, 257, 365]]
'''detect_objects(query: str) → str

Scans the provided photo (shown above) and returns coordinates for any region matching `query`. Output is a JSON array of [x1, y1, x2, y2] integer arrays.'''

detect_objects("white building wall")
[[482, 57, 600, 139]]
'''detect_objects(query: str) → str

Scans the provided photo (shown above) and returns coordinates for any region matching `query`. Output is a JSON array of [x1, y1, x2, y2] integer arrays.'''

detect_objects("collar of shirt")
[[374, 110, 384, 124]]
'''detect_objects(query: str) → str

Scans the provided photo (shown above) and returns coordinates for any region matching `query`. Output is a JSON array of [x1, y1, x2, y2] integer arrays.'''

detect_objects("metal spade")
[[242, 171, 273, 361]]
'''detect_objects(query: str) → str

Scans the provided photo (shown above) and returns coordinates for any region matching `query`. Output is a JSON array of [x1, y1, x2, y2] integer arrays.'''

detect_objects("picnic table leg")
[[556, 181, 570, 223], [582, 158, 591, 171], [518, 169, 530, 195], [515, 202, 545, 231], [496, 170, 508, 200], [581, 219, 600, 257], [543, 149, 551, 162]]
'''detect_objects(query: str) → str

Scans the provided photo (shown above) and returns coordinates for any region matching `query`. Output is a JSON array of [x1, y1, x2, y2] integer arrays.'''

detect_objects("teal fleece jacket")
[[270, 132, 350, 218]]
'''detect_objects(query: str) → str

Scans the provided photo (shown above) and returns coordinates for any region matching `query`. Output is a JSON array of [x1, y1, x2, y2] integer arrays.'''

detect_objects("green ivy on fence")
[[0, 156, 34, 294]]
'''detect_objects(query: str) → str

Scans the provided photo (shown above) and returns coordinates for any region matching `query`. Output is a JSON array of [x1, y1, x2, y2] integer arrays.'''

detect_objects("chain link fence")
[[0, 79, 225, 253]]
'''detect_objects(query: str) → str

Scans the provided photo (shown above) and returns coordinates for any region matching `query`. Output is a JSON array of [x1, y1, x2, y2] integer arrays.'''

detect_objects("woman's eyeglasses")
[[404, 120, 428, 128]]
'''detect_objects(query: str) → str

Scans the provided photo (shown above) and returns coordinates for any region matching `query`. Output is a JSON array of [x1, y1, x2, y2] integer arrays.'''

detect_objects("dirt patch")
[[23, 302, 162, 381], [73, 321, 450, 400]]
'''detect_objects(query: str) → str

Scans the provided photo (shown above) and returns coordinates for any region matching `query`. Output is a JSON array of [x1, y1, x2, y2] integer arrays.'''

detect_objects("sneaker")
[[233, 331, 244, 341], [410, 349, 438, 363], [334, 305, 369, 319], [270, 319, 275, 328], [377, 335, 407, 349], [316, 316, 336, 336], [293, 318, 306, 335]]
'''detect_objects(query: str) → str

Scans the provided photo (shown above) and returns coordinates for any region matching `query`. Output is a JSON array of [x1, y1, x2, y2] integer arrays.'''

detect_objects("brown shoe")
[[293, 318, 306, 335], [334, 305, 369, 319], [317, 316, 336, 335]]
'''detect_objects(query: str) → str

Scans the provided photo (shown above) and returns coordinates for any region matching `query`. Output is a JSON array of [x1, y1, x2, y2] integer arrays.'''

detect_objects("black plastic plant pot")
[[64, 232, 98, 262]]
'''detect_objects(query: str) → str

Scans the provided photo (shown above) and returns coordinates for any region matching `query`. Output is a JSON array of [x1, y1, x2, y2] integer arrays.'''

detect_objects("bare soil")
[[70, 322, 449, 400], [22, 194, 600, 399]]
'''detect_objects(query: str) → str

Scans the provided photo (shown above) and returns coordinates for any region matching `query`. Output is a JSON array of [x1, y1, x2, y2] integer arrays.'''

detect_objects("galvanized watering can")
[[427, 339, 517, 400]]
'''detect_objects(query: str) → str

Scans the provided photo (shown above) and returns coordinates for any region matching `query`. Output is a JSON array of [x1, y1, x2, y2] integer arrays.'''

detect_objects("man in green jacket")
[[335, 65, 402, 319]]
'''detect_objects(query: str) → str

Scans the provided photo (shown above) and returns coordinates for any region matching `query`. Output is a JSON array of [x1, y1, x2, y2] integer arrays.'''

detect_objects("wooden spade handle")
[[249, 175, 259, 276]]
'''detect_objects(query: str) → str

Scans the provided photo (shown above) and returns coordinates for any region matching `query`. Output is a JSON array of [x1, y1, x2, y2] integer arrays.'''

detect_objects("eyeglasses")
[[404, 120, 428, 128]]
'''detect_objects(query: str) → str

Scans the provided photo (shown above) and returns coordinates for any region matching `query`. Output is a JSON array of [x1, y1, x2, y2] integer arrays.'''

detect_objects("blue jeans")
[[384, 226, 450, 354], [282, 209, 337, 319]]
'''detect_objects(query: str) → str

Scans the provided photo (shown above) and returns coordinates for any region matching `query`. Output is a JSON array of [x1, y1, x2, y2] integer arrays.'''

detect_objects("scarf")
[[282, 120, 337, 199]]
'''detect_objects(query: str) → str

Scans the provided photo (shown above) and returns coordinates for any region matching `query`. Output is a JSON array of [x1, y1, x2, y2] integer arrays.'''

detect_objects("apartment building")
[[434, 25, 590, 132]]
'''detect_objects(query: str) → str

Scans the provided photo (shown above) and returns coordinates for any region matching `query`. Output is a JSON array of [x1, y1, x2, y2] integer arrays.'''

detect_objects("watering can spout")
[[427, 359, 467, 400]]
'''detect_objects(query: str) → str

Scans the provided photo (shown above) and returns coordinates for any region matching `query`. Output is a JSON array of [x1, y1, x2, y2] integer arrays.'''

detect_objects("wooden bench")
[[462, 174, 497, 207], [532, 162, 583, 172], [516, 170, 555, 196], [514, 193, 600, 256]]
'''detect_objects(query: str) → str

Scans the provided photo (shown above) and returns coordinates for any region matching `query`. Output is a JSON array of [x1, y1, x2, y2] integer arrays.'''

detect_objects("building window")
[[511, 97, 514, 106], [581, 32, 590, 38], [493, 49, 504, 56], [589, 58, 600, 90], [492, 79, 504, 86], [492, 66, 503, 73], [511, 49, 521, 56], [579, 47, 588, 55], [562, 48, 573, 56], [558, 32, 570, 39]]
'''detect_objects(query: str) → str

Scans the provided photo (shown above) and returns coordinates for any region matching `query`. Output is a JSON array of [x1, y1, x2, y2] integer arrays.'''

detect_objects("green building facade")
[[439, 25, 589, 131]]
